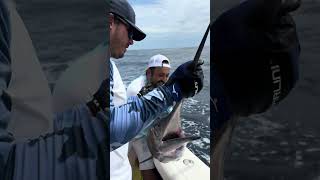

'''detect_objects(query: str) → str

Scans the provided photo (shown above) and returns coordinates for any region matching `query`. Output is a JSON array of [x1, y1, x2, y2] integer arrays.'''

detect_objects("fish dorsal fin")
[[162, 101, 183, 138]]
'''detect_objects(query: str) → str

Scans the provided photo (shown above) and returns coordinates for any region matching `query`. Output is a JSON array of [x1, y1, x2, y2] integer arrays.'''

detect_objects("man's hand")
[[86, 78, 109, 116], [166, 60, 204, 99]]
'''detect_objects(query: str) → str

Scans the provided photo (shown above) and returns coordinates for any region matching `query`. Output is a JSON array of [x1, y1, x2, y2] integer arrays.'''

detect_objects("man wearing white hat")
[[127, 54, 171, 98], [127, 54, 171, 180]]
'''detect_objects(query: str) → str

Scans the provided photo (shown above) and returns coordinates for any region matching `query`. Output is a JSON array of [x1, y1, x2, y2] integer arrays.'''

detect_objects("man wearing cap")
[[0, 0, 204, 179], [126, 54, 171, 180], [52, 0, 203, 180]]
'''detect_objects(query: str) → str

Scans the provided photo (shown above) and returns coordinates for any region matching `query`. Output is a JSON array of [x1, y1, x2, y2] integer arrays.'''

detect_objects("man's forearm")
[[109, 85, 177, 151]]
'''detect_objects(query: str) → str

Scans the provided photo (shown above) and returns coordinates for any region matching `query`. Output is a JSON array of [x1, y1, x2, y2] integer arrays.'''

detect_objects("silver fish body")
[[147, 100, 201, 163]]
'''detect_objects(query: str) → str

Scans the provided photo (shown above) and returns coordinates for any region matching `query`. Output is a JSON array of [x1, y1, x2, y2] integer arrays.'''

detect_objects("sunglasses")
[[115, 15, 134, 40]]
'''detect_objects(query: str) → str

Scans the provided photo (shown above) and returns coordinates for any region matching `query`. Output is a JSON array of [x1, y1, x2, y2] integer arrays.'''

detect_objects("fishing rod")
[[193, 22, 211, 68]]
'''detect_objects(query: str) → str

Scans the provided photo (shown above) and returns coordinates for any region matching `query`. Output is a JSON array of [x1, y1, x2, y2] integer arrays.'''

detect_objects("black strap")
[[1, 91, 11, 111], [86, 99, 101, 117]]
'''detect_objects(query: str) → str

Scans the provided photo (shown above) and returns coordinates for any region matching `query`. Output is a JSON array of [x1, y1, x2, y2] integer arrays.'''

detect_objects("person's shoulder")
[[53, 42, 108, 112], [127, 75, 145, 97]]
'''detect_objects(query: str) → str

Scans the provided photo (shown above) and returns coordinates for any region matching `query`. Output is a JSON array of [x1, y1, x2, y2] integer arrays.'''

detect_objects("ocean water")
[[116, 46, 211, 165]]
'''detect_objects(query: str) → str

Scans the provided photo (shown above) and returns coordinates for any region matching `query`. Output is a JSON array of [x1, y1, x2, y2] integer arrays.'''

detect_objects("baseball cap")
[[110, 0, 146, 41], [211, 0, 301, 129], [148, 54, 171, 69]]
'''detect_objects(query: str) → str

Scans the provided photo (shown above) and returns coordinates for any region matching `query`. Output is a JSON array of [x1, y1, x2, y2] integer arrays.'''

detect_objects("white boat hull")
[[154, 147, 210, 180]]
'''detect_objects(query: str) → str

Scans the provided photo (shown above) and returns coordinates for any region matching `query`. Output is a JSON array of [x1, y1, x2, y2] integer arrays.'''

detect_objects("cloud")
[[133, 0, 209, 33], [130, 0, 210, 49]]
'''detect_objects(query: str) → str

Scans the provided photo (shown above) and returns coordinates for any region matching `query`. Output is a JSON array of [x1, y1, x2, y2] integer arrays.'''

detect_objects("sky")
[[128, 0, 210, 50]]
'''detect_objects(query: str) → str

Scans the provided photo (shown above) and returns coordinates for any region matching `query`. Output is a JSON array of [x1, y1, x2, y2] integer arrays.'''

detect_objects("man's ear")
[[109, 14, 114, 30], [146, 69, 152, 79]]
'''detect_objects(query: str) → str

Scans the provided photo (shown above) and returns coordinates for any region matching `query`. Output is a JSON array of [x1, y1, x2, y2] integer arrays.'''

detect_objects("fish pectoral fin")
[[160, 136, 201, 152], [162, 101, 183, 133]]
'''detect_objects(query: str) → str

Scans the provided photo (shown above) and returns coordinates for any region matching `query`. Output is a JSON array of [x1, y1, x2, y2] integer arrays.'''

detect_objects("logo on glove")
[[194, 81, 199, 95], [270, 62, 281, 105]]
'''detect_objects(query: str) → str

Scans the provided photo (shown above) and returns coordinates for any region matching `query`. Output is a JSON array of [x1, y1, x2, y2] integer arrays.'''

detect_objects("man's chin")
[[153, 81, 165, 88], [119, 49, 126, 58], [113, 52, 125, 59], [118, 53, 124, 58]]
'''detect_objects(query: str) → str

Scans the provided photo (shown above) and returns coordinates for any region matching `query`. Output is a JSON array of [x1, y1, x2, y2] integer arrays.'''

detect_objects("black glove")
[[86, 78, 109, 116], [211, 0, 301, 119], [166, 60, 204, 99]]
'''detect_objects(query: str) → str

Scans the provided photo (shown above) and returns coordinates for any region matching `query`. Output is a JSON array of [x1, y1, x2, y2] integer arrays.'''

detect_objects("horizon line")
[[128, 45, 210, 51]]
